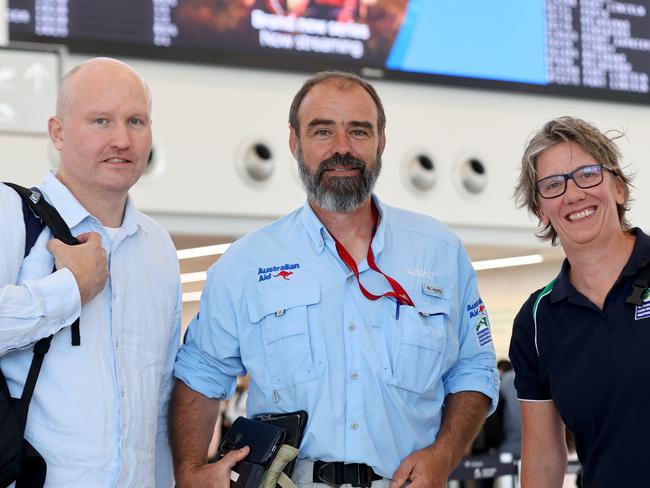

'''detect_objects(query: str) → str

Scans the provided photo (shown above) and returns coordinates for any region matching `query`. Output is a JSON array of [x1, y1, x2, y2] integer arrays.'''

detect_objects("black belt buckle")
[[314, 461, 377, 487], [349, 463, 374, 487]]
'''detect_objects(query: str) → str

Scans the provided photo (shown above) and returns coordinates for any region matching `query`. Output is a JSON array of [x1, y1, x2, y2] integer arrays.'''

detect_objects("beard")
[[296, 145, 382, 213]]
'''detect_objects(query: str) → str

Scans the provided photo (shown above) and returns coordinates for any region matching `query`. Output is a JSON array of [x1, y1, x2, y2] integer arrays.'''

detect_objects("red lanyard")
[[329, 204, 415, 319]]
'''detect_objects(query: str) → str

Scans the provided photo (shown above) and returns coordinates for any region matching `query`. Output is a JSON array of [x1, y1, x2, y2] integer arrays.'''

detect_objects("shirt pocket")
[[247, 283, 321, 390], [386, 297, 449, 396]]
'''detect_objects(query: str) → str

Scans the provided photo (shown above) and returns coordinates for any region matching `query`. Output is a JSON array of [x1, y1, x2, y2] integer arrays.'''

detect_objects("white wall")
[[3, 53, 650, 247], [0, 0, 7, 46]]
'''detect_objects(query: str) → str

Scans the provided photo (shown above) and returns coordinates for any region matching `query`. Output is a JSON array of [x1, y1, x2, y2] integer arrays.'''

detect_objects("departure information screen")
[[8, 0, 650, 103]]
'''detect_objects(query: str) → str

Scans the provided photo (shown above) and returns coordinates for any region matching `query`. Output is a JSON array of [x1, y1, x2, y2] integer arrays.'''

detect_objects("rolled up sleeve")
[[442, 247, 500, 415], [174, 262, 245, 400]]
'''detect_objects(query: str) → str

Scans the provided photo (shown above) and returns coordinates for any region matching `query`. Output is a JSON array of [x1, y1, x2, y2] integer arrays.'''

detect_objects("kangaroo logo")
[[258, 263, 300, 282], [274, 271, 293, 280]]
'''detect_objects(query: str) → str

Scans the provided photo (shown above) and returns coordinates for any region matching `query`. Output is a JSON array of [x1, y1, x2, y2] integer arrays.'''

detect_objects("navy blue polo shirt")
[[510, 228, 650, 487]]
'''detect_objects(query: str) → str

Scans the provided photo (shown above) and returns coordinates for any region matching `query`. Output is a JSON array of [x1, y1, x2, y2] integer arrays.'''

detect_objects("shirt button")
[[346, 276, 353, 284], [351, 423, 359, 430], [348, 324, 356, 332], [350, 372, 359, 380], [120, 390, 125, 398]]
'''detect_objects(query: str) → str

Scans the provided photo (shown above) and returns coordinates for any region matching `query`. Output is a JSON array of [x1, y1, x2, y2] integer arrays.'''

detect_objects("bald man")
[[0, 58, 246, 487]]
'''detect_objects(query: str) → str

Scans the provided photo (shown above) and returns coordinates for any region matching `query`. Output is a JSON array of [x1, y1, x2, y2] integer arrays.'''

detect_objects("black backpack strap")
[[17, 337, 53, 429], [5, 183, 78, 246], [626, 259, 650, 306], [16, 190, 46, 258], [1, 183, 61, 488], [4, 182, 81, 346]]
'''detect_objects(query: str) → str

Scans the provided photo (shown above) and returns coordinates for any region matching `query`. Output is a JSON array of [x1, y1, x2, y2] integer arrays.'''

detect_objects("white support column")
[[0, 0, 8, 46]]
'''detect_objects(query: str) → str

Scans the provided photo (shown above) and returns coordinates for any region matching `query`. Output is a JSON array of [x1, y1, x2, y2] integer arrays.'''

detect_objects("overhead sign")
[[0, 43, 63, 135]]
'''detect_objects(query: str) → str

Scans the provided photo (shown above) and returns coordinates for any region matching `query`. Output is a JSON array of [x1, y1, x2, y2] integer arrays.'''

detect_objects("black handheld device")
[[252, 410, 308, 477], [218, 417, 286, 468]]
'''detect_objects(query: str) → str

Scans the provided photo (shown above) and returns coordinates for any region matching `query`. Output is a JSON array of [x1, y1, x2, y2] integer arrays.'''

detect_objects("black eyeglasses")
[[535, 164, 617, 199]]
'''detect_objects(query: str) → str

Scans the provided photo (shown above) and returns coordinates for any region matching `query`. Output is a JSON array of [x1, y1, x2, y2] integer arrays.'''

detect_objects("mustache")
[[316, 153, 366, 181]]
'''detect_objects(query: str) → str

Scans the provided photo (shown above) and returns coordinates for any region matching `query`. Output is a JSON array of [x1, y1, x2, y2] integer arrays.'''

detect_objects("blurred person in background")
[[496, 359, 520, 459]]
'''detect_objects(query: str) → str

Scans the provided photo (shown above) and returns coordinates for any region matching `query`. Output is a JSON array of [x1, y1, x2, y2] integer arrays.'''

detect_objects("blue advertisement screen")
[[387, 0, 547, 85]]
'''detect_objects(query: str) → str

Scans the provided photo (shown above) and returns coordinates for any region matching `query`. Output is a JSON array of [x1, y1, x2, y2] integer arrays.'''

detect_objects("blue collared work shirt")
[[175, 196, 499, 478]]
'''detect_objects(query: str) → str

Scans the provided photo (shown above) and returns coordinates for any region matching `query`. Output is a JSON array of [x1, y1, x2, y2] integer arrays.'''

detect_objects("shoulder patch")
[[468, 299, 492, 347], [634, 288, 650, 320]]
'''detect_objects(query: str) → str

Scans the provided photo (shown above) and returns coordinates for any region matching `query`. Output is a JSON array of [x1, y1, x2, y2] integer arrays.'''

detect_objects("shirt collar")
[[121, 196, 145, 237], [300, 194, 387, 256], [41, 171, 145, 237], [550, 227, 650, 302], [41, 172, 93, 229], [620, 228, 650, 277], [549, 258, 572, 303], [301, 199, 327, 254], [371, 195, 387, 257]]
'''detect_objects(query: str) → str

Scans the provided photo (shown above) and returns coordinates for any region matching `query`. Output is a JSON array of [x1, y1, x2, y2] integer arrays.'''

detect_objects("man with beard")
[[170, 72, 499, 488]]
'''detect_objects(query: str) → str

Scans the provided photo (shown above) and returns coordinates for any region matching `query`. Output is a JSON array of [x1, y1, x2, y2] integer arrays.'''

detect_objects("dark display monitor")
[[8, 0, 650, 104]]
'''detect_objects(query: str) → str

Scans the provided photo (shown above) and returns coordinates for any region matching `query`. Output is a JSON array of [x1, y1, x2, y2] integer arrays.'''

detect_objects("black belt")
[[313, 461, 382, 487]]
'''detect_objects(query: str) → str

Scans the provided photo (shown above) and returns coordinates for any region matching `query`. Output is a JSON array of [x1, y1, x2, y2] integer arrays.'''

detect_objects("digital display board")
[[8, 0, 650, 104]]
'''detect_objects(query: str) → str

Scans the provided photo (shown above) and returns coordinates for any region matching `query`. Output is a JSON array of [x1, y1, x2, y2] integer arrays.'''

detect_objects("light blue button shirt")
[[0, 174, 181, 487], [175, 196, 499, 478], [0, 183, 80, 352]]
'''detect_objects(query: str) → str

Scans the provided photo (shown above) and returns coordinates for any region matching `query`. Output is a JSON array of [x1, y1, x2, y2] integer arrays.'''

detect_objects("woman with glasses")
[[509, 116, 649, 487]]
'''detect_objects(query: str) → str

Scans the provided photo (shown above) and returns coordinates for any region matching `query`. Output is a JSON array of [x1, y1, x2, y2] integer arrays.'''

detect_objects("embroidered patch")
[[475, 314, 493, 347], [468, 299, 492, 346], [466, 298, 482, 318], [258, 263, 300, 282], [635, 288, 650, 320]]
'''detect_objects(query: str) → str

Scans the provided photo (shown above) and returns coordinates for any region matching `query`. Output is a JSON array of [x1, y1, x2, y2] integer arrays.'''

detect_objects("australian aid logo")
[[634, 288, 650, 320], [467, 299, 493, 347], [258, 263, 300, 282]]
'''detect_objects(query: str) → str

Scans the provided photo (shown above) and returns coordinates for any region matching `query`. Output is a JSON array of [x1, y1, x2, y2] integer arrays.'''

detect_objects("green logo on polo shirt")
[[642, 288, 650, 302]]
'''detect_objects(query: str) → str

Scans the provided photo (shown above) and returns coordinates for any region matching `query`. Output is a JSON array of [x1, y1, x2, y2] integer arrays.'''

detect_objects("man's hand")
[[175, 447, 250, 488], [47, 232, 108, 304], [391, 392, 490, 488], [390, 445, 451, 488]]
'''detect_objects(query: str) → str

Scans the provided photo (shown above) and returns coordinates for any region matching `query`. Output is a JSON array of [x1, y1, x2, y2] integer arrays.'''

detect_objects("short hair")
[[514, 116, 633, 245], [288, 71, 386, 136], [56, 64, 83, 117], [56, 58, 152, 119]]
